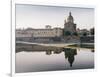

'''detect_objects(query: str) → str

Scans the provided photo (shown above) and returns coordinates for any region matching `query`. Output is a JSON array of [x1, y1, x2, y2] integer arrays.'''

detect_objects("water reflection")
[[46, 51, 52, 55], [45, 49, 62, 55], [16, 44, 78, 67], [16, 43, 94, 73], [63, 48, 77, 67], [91, 50, 94, 53]]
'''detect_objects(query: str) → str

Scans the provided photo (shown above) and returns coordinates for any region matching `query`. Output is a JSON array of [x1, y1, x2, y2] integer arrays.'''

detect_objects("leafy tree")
[[90, 28, 94, 35], [65, 31, 71, 36], [83, 32, 87, 36]]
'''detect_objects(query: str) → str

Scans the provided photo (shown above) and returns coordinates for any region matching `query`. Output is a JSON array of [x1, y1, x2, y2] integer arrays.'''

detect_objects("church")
[[64, 12, 77, 36]]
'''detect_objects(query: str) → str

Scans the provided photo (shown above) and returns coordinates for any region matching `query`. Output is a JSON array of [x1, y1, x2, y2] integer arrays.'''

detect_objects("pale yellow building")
[[16, 26, 63, 38]]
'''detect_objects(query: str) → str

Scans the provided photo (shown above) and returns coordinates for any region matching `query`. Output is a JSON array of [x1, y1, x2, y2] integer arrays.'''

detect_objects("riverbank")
[[67, 43, 94, 49], [16, 41, 94, 49]]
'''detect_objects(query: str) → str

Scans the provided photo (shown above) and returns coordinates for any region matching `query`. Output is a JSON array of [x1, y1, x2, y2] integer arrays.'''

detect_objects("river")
[[15, 44, 94, 73]]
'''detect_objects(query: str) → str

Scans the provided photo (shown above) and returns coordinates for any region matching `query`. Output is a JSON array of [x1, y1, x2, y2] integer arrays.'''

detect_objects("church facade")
[[64, 12, 77, 36]]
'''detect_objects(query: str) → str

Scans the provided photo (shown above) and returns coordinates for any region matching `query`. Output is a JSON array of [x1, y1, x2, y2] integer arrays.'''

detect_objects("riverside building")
[[16, 12, 79, 43]]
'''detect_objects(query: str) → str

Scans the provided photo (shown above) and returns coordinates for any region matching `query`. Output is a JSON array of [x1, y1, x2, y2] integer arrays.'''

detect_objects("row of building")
[[16, 12, 94, 43], [16, 26, 63, 38]]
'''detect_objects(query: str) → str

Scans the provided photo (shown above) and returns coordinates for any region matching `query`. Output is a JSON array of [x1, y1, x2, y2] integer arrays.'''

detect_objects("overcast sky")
[[16, 4, 94, 30]]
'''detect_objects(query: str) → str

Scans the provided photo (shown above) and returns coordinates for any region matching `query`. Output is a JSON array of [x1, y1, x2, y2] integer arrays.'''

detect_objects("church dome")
[[67, 12, 74, 23]]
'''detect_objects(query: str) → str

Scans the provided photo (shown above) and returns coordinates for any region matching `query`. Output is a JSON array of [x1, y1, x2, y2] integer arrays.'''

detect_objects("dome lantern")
[[67, 12, 74, 23]]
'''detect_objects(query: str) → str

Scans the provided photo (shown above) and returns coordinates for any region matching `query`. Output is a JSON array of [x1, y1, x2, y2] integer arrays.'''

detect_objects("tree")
[[83, 32, 87, 36], [72, 32, 78, 36], [65, 31, 71, 36], [90, 28, 94, 35]]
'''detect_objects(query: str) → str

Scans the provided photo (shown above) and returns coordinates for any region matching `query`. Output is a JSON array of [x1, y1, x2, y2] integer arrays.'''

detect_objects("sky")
[[16, 4, 94, 30]]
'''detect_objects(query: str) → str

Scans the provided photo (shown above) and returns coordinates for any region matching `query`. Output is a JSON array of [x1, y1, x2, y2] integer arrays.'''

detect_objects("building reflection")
[[91, 49, 94, 53], [46, 50, 52, 55], [45, 47, 77, 67], [63, 48, 77, 67], [16, 44, 78, 67], [16, 44, 77, 67], [45, 48, 62, 55]]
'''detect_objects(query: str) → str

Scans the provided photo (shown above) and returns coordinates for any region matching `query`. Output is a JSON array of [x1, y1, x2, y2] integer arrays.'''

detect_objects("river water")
[[15, 44, 94, 73]]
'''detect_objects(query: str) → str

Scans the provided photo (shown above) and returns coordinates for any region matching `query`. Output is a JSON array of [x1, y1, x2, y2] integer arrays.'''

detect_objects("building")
[[32, 28, 63, 38], [16, 12, 80, 43], [16, 27, 63, 42], [64, 12, 76, 35], [77, 29, 90, 36], [77, 28, 94, 43], [16, 29, 32, 38], [16, 27, 63, 38]]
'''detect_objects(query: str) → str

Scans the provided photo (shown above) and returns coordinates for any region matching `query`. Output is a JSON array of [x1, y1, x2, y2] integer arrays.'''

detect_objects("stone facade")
[[16, 28, 63, 38], [16, 27, 63, 42], [64, 12, 76, 34]]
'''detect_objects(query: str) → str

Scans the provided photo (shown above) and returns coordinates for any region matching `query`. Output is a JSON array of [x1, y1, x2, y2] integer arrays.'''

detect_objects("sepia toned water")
[[15, 44, 94, 73]]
